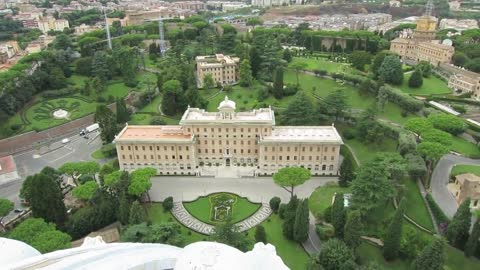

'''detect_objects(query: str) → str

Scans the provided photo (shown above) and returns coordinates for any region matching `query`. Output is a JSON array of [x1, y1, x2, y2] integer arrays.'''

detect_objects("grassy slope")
[[449, 136, 480, 158], [403, 179, 434, 231], [309, 183, 351, 218], [451, 164, 480, 177], [343, 137, 398, 164], [284, 71, 416, 125], [397, 73, 451, 96], [147, 203, 309, 270]]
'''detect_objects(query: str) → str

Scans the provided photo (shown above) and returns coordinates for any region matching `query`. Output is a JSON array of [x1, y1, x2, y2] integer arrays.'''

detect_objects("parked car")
[[62, 138, 70, 144]]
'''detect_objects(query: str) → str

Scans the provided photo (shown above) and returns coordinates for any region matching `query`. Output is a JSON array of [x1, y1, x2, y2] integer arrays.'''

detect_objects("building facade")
[[114, 97, 343, 176], [440, 63, 480, 99], [389, 15, 455, 67], [448, 173, 480, 210], [196, 54, 240, 88]]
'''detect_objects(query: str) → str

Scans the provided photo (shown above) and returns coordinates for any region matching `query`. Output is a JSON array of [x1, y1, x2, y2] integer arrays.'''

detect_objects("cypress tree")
[[412, 237, 445, 270], [273, 67, 284, 99], [116, 98, 130, 124], [294, 199, 310, 243], [464, 220, 480, 257], [255, 225, 267, 244], [29, 173, 67, 227], [383, 198, 406, 260], [332, 193, 346, 238], [408, 68, 423, 88], [339, 155, 354, 187], [117, 193, 131, 225], [282, 195, 299, 240], [446, 198, 471, 249], [128, 201, 146, 225], [344, 210, 363, 250]]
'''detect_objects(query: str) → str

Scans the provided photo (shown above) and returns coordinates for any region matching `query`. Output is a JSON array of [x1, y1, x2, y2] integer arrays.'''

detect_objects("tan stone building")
[[389, 15, 455, 67], [196, 54, 240, 88], [114, 97, 343, 176], [448, 173, 480, 210], [440, 64, 480, 99]]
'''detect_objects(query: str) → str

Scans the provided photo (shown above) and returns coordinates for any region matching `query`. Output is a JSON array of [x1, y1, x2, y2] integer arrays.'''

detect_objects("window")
[[279, 156, 282, 161], [241, 128, 244, 132], [150, 146, 153, 151], [302, 147, 305, 151], [287, 156, 290, 161], [272, 156, 275, 160], [121, 146, 124, 150], [157, 146, 160, 151], [171, 146, 174, 151], [150, 155, 154, 159], [324, 156, 327, 161], [164, 146, 167, 150], [329, 165, 334, 171], [188, 128, 190, 132], [180, 155, 183, 160], [241, 149, 244, 154], [142, 146, 145, 151], [248, 128, 251, 132], [248, 149, 251, 154], [128, 146, 131, 150], [158, 155, 161, 159], [122, 155, 125, 159], [165, 155, 168, 159], [172, 155, 175, 159], [143, 155, 146, 159], [265, 156, 267, 160], [186, 146, 189, 151], [129, 155, 132, 159], [331, 156, 334, 161], [205, 149, 208, 153], [179, 146, 182, 151], [135, 146, 138, 150], [198, 149, 201, 153], [309, 156, 312, 161], [197, 128, 199, 132], [322, 165, 326, 170], [294, 156, 297, 161]]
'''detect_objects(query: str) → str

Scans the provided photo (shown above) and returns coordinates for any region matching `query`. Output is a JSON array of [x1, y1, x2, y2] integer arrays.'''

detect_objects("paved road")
[[431, 154, 480, 218], [149, 176, 335, 254], [0, 133, 103, 222]]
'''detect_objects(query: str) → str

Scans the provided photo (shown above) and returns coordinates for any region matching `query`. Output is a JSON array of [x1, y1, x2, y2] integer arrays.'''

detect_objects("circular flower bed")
[[183, 192, 261, 225]]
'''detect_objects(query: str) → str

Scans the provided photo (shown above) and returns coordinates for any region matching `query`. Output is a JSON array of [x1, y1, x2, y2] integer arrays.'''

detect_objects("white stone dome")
[[0, 237, 41, 266], [218, 96, 236, 110]]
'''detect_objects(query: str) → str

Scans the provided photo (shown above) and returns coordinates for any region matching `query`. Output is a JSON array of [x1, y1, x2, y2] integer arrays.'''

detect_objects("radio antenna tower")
[[424, 0, 434, 17], [158, 17, 166, 57], [104, 8, 112, 50]]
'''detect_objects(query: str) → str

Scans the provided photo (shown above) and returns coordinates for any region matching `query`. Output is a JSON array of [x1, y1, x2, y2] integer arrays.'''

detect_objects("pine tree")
[[116, 98, 130, 124], [92, 51, 110, 82], [117, 193, 130, 225], [294, 199, 309, 243], [281, 92, 316, 126], [239, 59, 253, 87], [282, 195, 299, 240], [383, 198, 405, 260], [343, 210, 363, 250], [464, 220, 480, 257], [283, 48, 292, 62], [272, 67, 284, 99], [129, 201, 146, 225], [378, 55, 403, 85], [408, 69, 423, 88], [332, 193, 346, 238], [95, 105, 118, 143], [339, 155, 354, 187], [29, 173, 67, 226], [255, 225, 267, 244], [446, 198, 471, 249], [412, 237, 445, 270]]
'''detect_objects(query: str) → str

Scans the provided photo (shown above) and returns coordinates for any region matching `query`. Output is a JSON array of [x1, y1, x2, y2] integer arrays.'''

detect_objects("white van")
[[62, 138, 70, 144]]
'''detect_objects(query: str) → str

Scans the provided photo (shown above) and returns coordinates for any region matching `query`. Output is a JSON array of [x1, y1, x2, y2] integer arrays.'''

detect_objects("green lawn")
[[284, 71, 416, 125], [147, 203, 310, 269], [309, 182, 351, 219], [396, 74, 451, 96], [343, 137, 398, 164], [67, 74, 88, 87], [262, 214, 311, 270], [183, 193, 261, 224], [357, 242, 410, 270], [289, 57, 348, 73], [25, 98, 98, 131], [139, 95, 162, 113], [357, 241, 480, 270], [91, 149, 107, 159], [451, 164, 480, 177], [403, 179, 434, 231], [449, 136, 480, 158]]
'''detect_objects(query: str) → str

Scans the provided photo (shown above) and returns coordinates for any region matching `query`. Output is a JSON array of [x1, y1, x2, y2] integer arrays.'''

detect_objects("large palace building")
[[114, 97, 343, 176]]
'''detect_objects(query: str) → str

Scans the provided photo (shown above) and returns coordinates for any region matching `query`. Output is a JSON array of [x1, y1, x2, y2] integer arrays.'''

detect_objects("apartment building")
[[38, 18, 70, 33], [196, 54, 240, 88], [114, 97, 343, 176]]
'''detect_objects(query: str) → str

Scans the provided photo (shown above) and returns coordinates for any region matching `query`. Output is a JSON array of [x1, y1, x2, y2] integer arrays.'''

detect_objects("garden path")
[[171, 201, 272, 234]]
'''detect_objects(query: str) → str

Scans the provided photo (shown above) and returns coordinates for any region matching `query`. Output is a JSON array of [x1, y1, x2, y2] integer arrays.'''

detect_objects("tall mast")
[[424, 0, 434, 17], [104, 8, 112, 50], [158, 17, 166, 57]]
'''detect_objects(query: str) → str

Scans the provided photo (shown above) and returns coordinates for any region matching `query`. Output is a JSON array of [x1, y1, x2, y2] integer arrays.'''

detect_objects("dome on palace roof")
[[218, 96, 236, 110], [0, 237, 41, 266]]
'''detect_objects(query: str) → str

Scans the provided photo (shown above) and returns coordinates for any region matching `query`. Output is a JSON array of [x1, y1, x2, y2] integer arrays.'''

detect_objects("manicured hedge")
[[425, 193, 450, 227], [380, 85, 424, 112]]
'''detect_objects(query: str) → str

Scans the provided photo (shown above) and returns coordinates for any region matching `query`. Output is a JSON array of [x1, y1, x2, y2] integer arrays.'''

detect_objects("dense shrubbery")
[[380, 86, 424, 112], [425, 194, 450, 227], [41, 87, 77, 99], [427, 113, 467, 135]]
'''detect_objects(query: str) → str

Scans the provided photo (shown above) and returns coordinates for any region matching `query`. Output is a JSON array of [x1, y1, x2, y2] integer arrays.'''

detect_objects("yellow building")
[[389, 15, 454, 67], [441, 64, 480, 99], [448, 173, 480, 210], [114, 97, 343, 177], [196, 54, 240, 88]]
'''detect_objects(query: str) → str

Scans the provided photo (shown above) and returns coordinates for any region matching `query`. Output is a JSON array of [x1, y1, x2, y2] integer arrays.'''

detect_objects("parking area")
[[0, 131, 104, 225]]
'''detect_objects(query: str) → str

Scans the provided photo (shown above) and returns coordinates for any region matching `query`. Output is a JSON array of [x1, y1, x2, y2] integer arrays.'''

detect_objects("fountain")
[[52, 109, 69, 119]]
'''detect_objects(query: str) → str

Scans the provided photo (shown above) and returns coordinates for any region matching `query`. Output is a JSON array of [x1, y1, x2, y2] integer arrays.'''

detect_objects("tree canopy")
[[128, 167, 156, 197], [72, 181, 99, 201], [273, 167, 311, 198]]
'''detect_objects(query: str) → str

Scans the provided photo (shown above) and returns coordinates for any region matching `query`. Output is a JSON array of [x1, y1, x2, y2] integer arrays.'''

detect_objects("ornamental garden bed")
[[183, 192, 261, 225]]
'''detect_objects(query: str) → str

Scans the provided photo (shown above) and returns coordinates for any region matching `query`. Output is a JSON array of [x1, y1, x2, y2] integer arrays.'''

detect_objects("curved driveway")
[[431, 154, 480, 218]]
